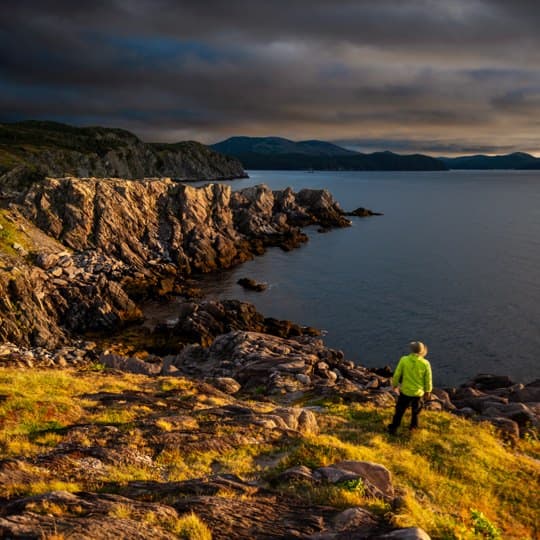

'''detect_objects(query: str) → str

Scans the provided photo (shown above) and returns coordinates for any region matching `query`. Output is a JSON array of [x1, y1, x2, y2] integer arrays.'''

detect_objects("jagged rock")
[[23, 179, 349, 276], [465, 373, 514, 390], [454, 407, 476, 418], [171, 330, 378, 396], [296, 373, 311, 385], [314, 467, 360, 484], [508, 385, 540, 403], [99, 353, 162, 375], [431, 388, 456, 410], [443, 374, 540, 438], [155, 299, 320, 352], [2, 179, 350, 348], [452, 394, 508, 413], [274, 465, 315, 484], [482, 402, 538, 429], [480, 416, 520, 440]]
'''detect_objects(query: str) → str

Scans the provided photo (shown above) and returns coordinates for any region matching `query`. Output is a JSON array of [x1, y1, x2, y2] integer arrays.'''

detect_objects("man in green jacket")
[[387, 341, 432, 435]]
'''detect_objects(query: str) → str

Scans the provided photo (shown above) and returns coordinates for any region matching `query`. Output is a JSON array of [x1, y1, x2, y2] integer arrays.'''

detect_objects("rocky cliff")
[[0, 178, 349, 348], [0, 121, 246, 190]]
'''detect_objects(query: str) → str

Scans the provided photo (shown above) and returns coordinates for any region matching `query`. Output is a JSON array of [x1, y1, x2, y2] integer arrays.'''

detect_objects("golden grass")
[[0, 368, 538, 539], [278, 401, 540, 539], [174, 512, 212, 540]]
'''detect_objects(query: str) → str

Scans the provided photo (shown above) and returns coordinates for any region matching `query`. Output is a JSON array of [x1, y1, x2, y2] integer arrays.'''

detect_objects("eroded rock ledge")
[[0, 178, 350, 347]]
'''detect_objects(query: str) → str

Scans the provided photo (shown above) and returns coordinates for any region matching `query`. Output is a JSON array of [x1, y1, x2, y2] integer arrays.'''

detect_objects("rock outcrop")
[[442, 374, 540, 439], [151, 299, 320, 352], [23, 178, 349, 273], [0, 179, 349, 347], [168, 330, 392, 398]]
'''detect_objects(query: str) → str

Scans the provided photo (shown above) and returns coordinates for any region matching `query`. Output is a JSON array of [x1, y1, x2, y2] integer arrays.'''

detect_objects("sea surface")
[[177, 170, 540, 386]]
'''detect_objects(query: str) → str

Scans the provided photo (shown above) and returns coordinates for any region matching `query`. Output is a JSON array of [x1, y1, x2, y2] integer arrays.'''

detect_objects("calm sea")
[[185, 170, 540, 386]]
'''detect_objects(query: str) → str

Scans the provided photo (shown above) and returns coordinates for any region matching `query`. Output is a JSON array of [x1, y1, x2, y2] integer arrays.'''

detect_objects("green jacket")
[[392, 354, 433, 397]]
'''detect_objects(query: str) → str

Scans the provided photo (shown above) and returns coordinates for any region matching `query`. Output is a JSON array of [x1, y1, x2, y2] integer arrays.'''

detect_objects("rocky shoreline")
[[0, 177, 538, 539]]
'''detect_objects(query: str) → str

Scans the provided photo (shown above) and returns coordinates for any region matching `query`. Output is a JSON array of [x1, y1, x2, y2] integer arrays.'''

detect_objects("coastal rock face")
[[153, 299, 320, 351], [1, 179, 349, 347], [0, 251, 143, 348], [23, 178, 349, 274], [23, 178, 244, 274], [231, 185, 350, 247]]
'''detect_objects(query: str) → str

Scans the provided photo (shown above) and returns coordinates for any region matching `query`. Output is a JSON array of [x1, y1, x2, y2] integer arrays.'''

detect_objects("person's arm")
[[424, 362, 433, 396], [392, 358, 404, 390]]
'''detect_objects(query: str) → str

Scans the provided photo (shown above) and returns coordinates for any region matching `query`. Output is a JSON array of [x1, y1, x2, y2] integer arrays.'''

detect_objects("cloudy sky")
[[1, 1, 539, 155]]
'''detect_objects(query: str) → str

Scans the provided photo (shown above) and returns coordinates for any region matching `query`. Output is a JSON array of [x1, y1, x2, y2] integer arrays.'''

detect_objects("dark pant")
[[389, 394, 423, 432]]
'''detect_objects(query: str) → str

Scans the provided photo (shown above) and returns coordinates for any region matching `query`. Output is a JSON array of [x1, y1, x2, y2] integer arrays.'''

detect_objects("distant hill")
[[439, 152, 540, 170], [213, 136, 358, 157], [212, 136, 447, 171], [0, 120, 246, 190]]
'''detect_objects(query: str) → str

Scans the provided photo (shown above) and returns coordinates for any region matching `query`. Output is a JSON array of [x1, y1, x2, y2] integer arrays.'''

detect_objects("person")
[[387, 341, 432, 435]]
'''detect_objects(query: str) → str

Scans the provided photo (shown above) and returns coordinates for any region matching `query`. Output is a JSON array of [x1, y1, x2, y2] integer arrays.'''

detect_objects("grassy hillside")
[[0, 368, 537, 539]]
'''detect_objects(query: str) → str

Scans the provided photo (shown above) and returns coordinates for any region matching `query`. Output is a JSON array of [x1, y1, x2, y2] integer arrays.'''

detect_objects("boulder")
[[481, 416, 520, 440], [237, 277, 267, 291], [466, 373, 514, 390], [329, 461, 394, 499], [274, 465, 315, 484], [345, 207, 383, 217], [210, 377, 242, 394], [99, 353, 162, 375], [481, 402, 538, 428], [508, 386, 540, 403]]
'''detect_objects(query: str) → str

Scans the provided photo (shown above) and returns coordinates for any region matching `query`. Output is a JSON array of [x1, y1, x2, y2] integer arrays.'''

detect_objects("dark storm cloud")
[[1, 1, 539, 153]]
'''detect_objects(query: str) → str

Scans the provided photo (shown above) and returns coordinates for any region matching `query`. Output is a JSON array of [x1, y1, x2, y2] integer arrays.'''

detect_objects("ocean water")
[[189, 170, 540, 386]]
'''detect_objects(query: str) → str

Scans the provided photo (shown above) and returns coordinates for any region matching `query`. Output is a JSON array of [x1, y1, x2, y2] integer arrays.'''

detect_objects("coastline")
[[0, 177, 538, 539]]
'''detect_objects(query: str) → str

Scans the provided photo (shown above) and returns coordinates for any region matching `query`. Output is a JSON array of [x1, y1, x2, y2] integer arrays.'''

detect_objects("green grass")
[[174, 512, 213, 539], [0, 210, 27, 256], [274, 401, 540, 539], [0, 368, 538, 539]]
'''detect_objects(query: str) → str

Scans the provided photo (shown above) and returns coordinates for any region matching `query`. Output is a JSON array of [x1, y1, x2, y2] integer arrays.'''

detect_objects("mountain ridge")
[[212, 136, 447, 171], [439, 152, 540, 170]]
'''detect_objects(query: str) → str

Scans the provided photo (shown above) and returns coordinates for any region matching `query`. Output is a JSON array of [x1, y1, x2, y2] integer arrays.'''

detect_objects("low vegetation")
[[0, 367, 538, 539]]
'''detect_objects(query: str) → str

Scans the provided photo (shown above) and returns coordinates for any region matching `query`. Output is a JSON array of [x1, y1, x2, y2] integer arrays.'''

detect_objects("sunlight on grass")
[[174, 512, 212, 540], [0, 368, 153, 457], [290, 400, 540, 539], [0, 368, 537, 539]]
